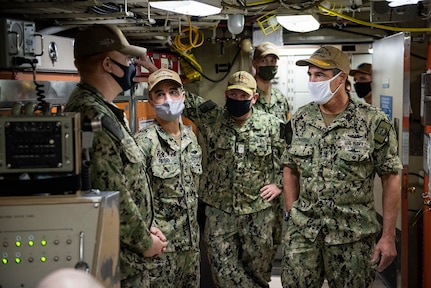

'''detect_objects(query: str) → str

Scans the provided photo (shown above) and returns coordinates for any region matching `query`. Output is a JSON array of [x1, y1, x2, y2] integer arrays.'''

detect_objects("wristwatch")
[[284, 210, 291, 221]]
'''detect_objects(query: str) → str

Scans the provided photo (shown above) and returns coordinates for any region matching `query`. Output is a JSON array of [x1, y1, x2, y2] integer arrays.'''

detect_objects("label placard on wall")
[[380, 95, 393, 120]]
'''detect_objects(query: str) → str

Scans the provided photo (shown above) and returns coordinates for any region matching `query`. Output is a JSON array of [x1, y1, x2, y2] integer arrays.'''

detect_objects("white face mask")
[[308, 72, 342, 105]]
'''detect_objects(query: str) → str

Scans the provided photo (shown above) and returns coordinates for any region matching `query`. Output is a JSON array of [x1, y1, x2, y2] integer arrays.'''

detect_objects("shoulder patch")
[[101, 115, 124, 141], [375, 120, 391, 144], [280, 121, 292, 144], [199, 100, 217, 113]]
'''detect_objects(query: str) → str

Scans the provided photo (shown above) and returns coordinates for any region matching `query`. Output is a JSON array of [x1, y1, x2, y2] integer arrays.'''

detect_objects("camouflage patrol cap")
[[349, 63, 372, 76], [148, 68, 182, 91], [74, 24, 147, 58], [227, 71, 257, 95], [253, 42, 279, 60], [296, 46, 350, 74]]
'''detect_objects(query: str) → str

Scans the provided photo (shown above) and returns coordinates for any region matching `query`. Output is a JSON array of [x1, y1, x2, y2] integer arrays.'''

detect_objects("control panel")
[[0, 191, 120, 288], [0, 113, 82, 195], [0, 113, 80, 174]]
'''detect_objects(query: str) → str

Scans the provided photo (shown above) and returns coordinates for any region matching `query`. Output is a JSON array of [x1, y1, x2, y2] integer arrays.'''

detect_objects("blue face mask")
[[225, 97, 252, 117], [109, 58, 136, 91]]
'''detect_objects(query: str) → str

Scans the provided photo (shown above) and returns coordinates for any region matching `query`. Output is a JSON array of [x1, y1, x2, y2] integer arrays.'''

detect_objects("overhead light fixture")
[[149, 0, 222, 17], [227, 14, 245, 35], [386, 0, 420, 7], [276, 14, 320, 33]]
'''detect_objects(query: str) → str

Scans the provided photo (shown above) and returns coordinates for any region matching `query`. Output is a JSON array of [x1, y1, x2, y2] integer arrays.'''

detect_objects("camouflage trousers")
[[203, 205, 277, 288], [281, 224, 377, 288], [121, 267, 150, 288], [145, 249, 200, 288], [272, 193, 284, 258]]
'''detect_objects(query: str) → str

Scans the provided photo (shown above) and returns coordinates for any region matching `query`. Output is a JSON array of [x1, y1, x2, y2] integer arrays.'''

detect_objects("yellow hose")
[[171, 17, 204, 80], [172, 17, 205, 51], [318, 4, 431, 32]]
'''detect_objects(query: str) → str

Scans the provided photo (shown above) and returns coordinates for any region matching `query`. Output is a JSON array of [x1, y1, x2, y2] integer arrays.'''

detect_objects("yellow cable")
[[171, 16, 204, 77], [172, 17, 205, 52], [242, 0, 278, 7], [171, 44, 202, 72], [318, 4, 431, 32], [222, 0, 278, 9]]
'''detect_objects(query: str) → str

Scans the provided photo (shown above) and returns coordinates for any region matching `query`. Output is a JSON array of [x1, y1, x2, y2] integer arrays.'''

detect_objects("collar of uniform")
[[303, 100, 357, 130], [154, 122, 192, 149], [226, 108, 270, 132], [78, 82, 105, 102], [256, 87, 270, 105], [325, 98, 358, 129]]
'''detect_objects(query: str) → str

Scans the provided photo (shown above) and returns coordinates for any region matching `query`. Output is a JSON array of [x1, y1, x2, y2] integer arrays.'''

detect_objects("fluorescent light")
[[149, 0, 222, 16], [276, 14, 320, 33], [386, 0, 420, 7]]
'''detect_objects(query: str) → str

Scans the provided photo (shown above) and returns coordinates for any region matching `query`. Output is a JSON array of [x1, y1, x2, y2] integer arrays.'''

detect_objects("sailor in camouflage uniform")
[[252, 42, 290, 263], [281, 46, 402, 288], [134, 69, 202, 288], [64, 24, 167, 288], [252, 42, 290, 121], [183, 71, 286, 288]]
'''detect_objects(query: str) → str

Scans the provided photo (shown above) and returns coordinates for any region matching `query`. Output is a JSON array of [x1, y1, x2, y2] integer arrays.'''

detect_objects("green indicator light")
[[2, 258, 8, 264], [41, 240, 47, 246], [28, 240, 34, 247], [40, 256, 47, 263], [15, 258, 21, 264], [15, 241, 21, 247]]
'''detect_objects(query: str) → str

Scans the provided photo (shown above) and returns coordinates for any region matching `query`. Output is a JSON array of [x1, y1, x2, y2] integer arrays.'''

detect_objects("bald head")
[[36, 268, 104, 288]]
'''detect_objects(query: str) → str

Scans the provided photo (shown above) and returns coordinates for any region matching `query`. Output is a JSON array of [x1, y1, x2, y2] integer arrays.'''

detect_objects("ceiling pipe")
[[147, 2, 156, 25], [123, 0, 134, 17]]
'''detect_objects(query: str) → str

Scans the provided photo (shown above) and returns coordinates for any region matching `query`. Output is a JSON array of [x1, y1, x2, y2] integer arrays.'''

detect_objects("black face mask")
[[257, 66, 278, 81], [109, 58, 136, 91], [354, 82, 372, 98], [225, 97, 252, 117]]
